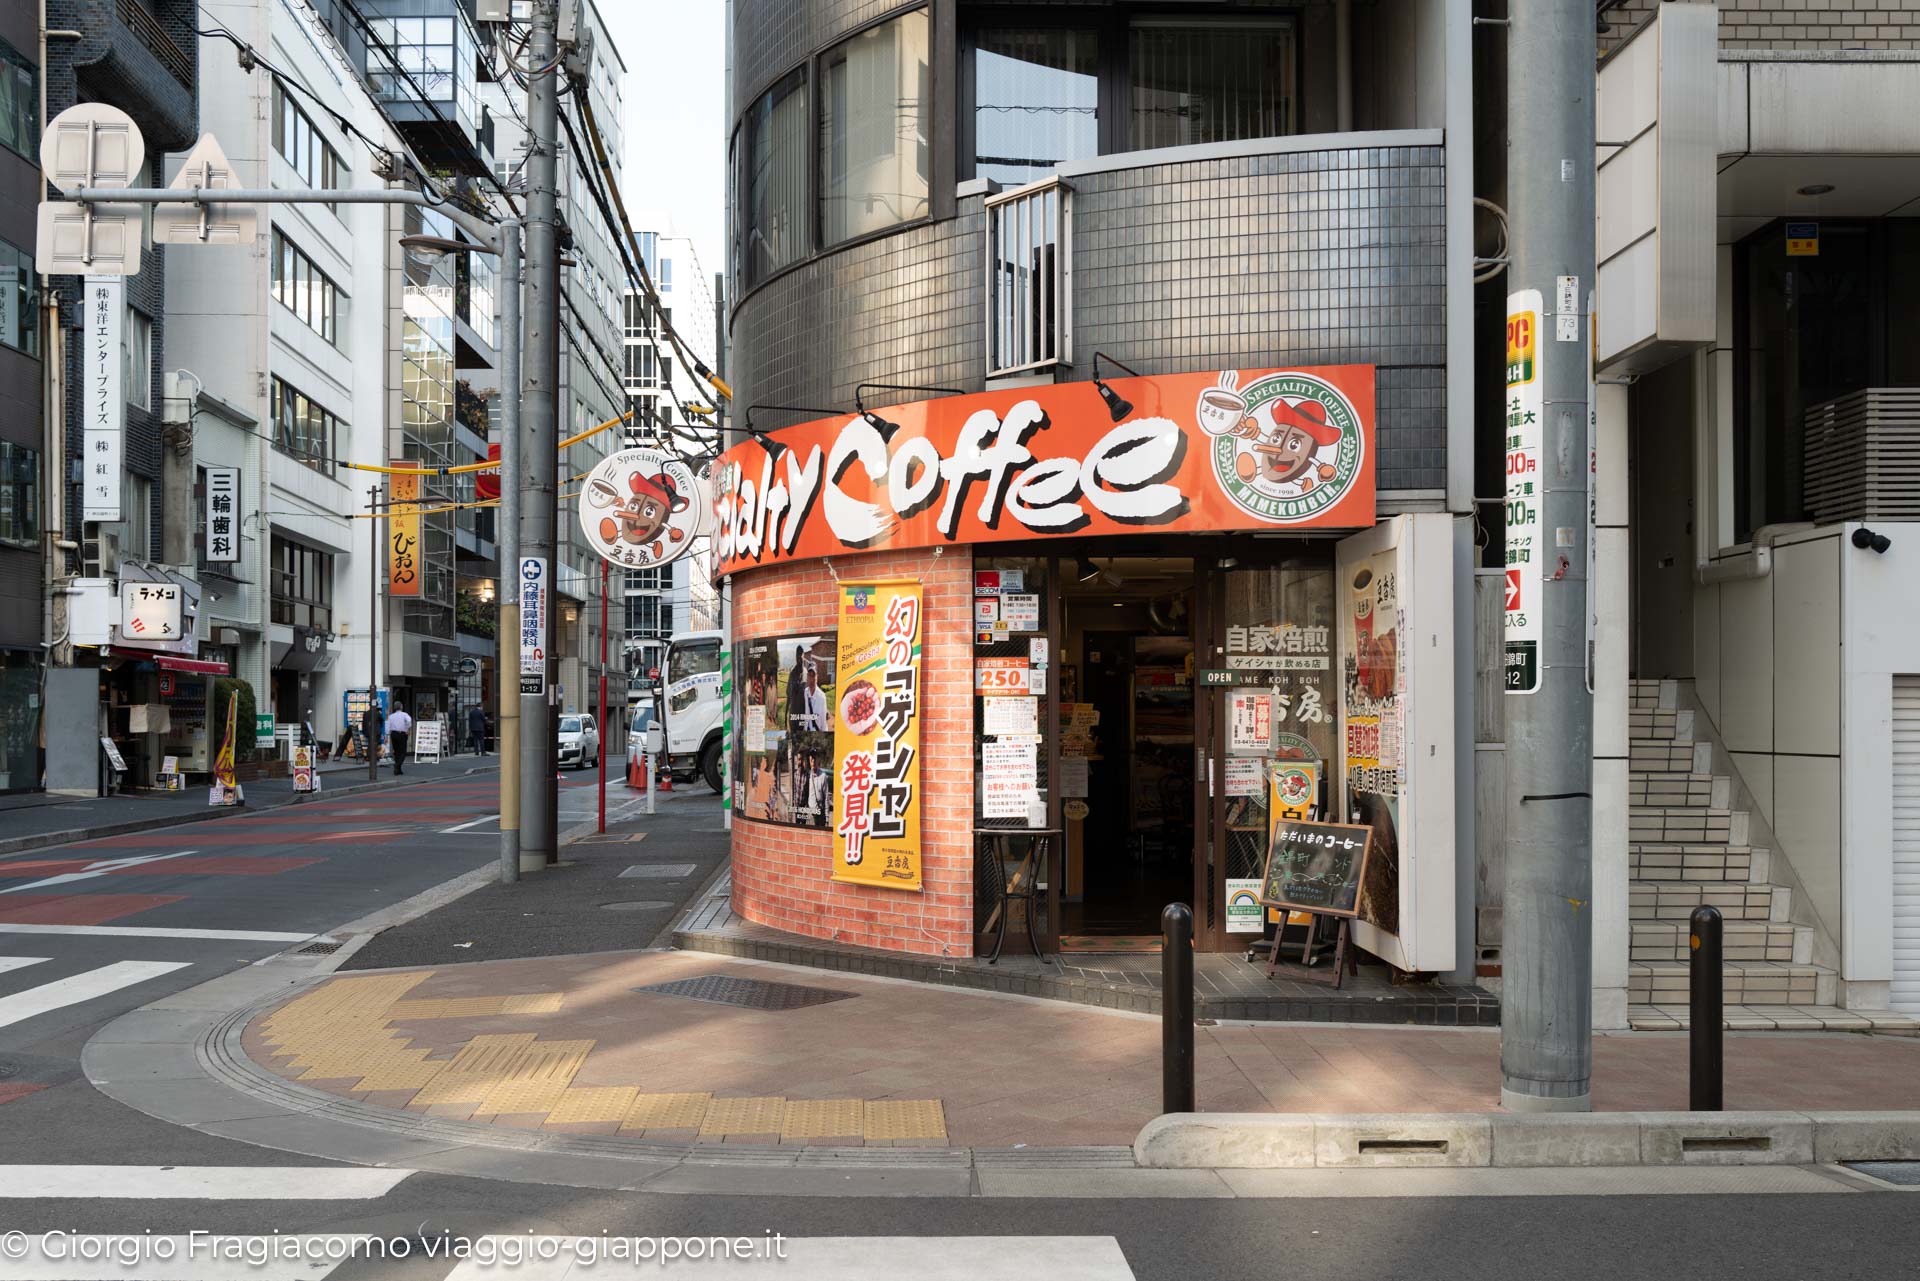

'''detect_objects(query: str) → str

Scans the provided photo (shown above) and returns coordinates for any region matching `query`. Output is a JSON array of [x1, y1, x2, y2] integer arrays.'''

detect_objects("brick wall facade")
[[1603, 0, 1920, 53], [729, 546, 977, 957]]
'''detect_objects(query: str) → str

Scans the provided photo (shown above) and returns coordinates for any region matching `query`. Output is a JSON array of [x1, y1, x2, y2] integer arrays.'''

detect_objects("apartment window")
[[972, 27, 1099, 187], [123, 308, 151, 410], [623, 341, 656, 389], [623, 293, 652, 338], [271, 81, 345, 201], [123, 475, 152, 560], [0, 237, 37, 356], [1129, 19, 1295, 150], [0, 440, 37, 547], [0, 37, 35, 161], [373, 15, 477, 126], [820, 7, 931, 245], [271, 228, 343, 344], [270, 375, 342, 473], [660, 257, 672, 289], [269, 536, 334, 632], [737, 67, 808, 290]]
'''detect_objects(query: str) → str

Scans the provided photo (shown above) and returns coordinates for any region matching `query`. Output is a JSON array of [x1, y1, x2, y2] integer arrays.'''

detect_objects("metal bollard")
[[1689, 904, 1723, 1111], [1162, 902, 1195, 1115]]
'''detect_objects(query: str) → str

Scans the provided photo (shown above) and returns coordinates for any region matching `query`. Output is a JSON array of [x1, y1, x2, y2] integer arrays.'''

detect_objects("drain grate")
[[619, 863, 698, 880], [293, 940, 343, 955], [633, 974, 857, 1011]]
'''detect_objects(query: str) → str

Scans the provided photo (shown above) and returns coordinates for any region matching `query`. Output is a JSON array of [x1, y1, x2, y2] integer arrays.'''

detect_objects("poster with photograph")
[[735, 631, 837, 827], [832, 580, 924, 890], [1339, 551, 1402, 933]]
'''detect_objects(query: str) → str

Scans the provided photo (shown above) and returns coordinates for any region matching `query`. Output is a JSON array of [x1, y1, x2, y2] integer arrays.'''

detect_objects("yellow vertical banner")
[[210, 690, 241, 807], [831, 580, 923, 891], [388, 468, 422, 597]]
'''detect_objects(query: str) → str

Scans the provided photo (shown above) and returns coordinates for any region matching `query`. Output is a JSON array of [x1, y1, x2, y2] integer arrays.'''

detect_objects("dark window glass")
[[270, 375, 342, 473], [0, 37, 36, 159], [1129, 20, 1296, 151], [0, 237, 38, 356], [740, 67, 808, 289], [270, 536, 334, 632], [972, 28, 1098, 187], [0, 440, 37, 546], [820, 8, 931, 245]]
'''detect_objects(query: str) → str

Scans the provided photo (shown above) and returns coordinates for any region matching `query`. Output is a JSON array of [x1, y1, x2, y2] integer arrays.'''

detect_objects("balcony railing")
[[985, 177, 1071, 378], [1803, 387, 1920, 523], [118, 0, 193, 90]]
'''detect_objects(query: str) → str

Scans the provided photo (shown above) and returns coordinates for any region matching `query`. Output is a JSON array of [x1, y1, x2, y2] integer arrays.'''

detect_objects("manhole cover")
[[1848, 1162, 1920, 1186], [634, 974, 857, 1011], [619, 863, 697, 879], [599, 901, 673, 911], [293, 940, 343, 955], [0, 1060, 17, 1080]]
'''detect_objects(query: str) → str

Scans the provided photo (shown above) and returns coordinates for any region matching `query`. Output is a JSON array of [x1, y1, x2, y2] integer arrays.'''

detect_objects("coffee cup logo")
[[1207, 370, 1365, 524]]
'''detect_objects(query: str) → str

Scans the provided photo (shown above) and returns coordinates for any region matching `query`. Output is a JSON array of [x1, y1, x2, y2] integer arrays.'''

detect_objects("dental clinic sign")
[[711, 367, 1375, 575]]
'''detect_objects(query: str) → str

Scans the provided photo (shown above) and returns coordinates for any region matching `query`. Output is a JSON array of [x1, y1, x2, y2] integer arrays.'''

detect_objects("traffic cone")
[[657, 763, 673, 792], [626, 755, 642, 789]]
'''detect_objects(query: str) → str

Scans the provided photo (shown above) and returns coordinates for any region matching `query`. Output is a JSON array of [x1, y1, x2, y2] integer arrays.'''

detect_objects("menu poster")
[[1228, 690, 1273, 751], [975, 656, 1030, 695], [1224, 758, 1263, 798], [832, 580, 923, 890], [1000, 593, 1040, 632], [983, 695, 1038, 737], [1060, 755, 1090, 798], [982, 740, 1037, 818], [1259, 818, 1373, 918]]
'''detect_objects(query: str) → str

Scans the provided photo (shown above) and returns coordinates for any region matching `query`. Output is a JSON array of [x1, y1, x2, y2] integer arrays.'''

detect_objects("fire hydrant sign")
[[1504, 289, 1544, 694], [832, 580, 924, 892], [518, 557, 547, 696]]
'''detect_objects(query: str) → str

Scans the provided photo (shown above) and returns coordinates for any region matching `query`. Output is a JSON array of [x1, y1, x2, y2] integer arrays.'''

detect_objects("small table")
[[979, 828, 1060, 964]]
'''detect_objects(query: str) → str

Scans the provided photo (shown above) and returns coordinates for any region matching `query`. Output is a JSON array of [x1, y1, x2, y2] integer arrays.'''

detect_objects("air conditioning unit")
[[81, 530, 120, 578]]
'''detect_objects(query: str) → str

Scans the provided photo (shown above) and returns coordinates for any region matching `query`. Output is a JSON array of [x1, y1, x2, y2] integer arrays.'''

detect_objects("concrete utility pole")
[[1500, 0, 1597, 1112], [518, 0, 563, 870], [498, 225, 522, 884]]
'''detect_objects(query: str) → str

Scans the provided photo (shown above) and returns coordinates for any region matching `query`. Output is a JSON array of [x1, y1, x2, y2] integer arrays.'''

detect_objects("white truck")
[[658, 630, 727, 793]]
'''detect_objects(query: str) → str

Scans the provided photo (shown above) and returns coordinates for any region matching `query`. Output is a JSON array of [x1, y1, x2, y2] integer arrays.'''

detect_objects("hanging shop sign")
[[1504, 292, 1544, 694], [832, 581, 924, 891], [119, 580, 183, 644], [204, 467, 240, 562], [578, 447, 708, 570], [83, 278, 125, 522], [518, 557, 548, 696], [711, 366, 1376, 575], [388, 467, 422, 598], [476, 442, 502, 501]]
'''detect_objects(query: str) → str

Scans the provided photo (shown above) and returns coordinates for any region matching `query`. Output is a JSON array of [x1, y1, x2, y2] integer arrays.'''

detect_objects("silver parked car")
[[556, 714, 600, 770]]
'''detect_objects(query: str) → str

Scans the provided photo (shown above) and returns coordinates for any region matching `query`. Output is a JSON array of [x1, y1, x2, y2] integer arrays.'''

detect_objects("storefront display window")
[[0, 649, 39, 792], [734, 631, 837, 827]]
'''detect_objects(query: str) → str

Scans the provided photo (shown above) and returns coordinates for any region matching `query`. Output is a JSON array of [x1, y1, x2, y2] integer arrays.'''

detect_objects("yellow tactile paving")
[[471, 1039, 595, 1116], [699, 1096, 787, 1136], [779, 1099, 864, 1140], [544, 1086, 641, 1125], [619, 1092, 712, 1131], [409, 1034, 540, 1106], [388, 993, 564, 1020], [863, 1099, 947, 1141]]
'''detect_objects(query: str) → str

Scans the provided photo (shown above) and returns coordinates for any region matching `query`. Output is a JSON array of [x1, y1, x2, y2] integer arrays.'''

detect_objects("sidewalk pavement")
[[244, 946, 1920, 1151], [0, 753, 499, 855]]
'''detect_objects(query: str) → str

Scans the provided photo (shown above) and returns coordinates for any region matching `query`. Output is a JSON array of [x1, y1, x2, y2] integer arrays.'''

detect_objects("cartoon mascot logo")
[[578, 448, 706, 568], [1197, 370, 1366, 524]]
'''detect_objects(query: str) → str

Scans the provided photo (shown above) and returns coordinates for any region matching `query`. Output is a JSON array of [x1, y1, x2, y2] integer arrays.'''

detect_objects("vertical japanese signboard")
[[388, 468, 422, 597], [204, 467, 239, 562], [1504, 290, 1545, 694], [832, 580, 923, 891], [518, 556, 547, 696], [83, 278, 124, 522]]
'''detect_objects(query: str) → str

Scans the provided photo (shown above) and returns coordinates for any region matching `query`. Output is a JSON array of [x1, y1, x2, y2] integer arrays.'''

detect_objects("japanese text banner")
[[388, 469, 422, 598], [832, 581, 923, 892]]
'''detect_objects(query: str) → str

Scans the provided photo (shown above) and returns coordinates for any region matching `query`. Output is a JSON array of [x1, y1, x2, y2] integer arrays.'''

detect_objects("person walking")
[[362, 702, 385, 766], [467, 703, 488, 756], [387, 704, 414, 774]]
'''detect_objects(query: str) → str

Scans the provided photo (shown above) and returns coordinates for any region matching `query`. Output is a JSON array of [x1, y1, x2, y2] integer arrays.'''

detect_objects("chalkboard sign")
[[1258, 818, 1372, 918]]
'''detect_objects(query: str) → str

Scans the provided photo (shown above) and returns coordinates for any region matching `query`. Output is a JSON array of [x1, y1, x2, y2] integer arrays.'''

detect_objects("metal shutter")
[[1894, 677, 1920, 1015]]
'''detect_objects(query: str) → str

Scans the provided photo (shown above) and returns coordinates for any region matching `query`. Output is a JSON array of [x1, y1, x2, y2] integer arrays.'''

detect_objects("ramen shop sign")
[[711, 367, 1375, 575]]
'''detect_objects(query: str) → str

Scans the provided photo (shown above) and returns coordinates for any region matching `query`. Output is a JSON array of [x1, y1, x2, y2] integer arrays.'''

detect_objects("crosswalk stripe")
[[440, 1236, 1136, 1280], [0, 961, 190, 1029], [0, 1235, 367, 1280], [0, 957, 50, 975], [0, 923, 327, 943], [0, 1166, 413, 1200]]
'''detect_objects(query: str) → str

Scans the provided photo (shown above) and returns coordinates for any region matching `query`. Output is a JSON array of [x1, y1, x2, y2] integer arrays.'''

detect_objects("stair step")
[[1628, 707, 1694, 744], [1629, 808, 1744, 845], [1627, 1004, 1920, 1033], [1631, 919, 1806, 964], [1628, 772, 1729, 809], [1629, 742, 1712, 773], [1629, 881, 1785, 922], [1630, 844, 1764, 884], [1628, 678, 1677, 709], [1629, 960, 1835, 1007]]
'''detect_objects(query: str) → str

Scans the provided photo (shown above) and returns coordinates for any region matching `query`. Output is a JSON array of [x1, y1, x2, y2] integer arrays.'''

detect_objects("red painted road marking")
[[310, 829, 411, 841], [0, 1082, 48, 1106], [0, 894, 185, 925]]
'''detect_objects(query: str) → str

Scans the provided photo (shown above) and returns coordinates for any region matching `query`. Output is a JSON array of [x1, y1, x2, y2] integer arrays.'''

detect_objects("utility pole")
[[498, 224, 522, 884], [518, 0, 563, 870], [367, 485, 381, 786], [1500, 0, 1596, 1113]]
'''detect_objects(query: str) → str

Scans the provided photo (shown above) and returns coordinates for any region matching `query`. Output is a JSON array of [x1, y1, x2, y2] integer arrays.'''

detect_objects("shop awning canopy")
[[105, 649, 231, 675]]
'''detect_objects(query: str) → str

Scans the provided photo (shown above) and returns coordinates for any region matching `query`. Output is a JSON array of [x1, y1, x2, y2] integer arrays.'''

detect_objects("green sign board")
[[255, 713, 275, 747], [1199, 670, 1242, 687]]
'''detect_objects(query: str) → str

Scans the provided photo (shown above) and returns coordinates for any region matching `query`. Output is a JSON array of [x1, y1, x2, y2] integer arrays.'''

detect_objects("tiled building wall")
[[1602, 0, 1920, 51], [733, 146, 1449, 493], [729, 547, 976, 957]]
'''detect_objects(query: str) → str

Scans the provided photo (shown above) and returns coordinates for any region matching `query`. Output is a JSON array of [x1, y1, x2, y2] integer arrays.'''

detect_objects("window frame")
[[269, 374, 344, 474], [123, 307, 152, 410], [0, 235, 38, 357], [0, 35, 37, 163], [270, 227, 344, 345], [270, 80, 347, 215], [0, 439, 38, 548], [269, 534, 335, 632]]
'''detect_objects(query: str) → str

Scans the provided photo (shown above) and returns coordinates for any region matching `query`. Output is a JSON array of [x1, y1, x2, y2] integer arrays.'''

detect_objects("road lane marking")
[[442, 1237, 1137, 1280], [0, 924, 331, 943], [0, 957, 51, 975], [0, 961, 191, 1029], [0, 851, 195, 897], [439, 813, 501, 833], [0, 1166, 414, 1199]]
